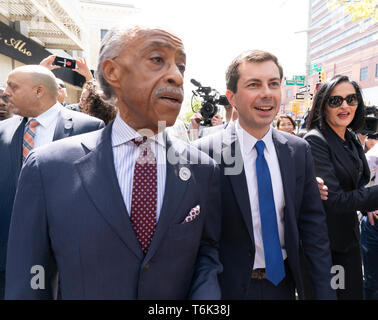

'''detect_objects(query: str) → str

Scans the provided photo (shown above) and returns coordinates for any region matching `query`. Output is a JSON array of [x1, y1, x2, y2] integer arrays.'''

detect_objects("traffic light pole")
[[304, 0, 312, 110]]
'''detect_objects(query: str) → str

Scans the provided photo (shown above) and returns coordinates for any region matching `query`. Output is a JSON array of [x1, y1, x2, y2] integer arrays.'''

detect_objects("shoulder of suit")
[[29, 129, 103, 164], [0, 115, 23, 130], [303, 127, 326, 143], [168, 132, 217, 167], [193, 127, 224, 149], [60, 107, 103, 125], [273, 129, 306, 143]]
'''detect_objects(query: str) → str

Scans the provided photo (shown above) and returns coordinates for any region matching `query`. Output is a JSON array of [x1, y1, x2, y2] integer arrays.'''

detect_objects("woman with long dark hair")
[[304, 75, 378, 300]]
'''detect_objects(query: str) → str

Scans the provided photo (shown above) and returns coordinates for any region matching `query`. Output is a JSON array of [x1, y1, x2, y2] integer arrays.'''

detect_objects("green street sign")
[[286, 80, 295, 85], [294, 75, 305, 81], [296, 80, 305, 86], [311, 63, 317, 69], [315, 67, 322, 72]]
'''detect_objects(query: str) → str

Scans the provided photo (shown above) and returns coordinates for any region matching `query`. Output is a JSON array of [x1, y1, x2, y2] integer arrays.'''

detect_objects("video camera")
[[191, 79, 229, 127], [359, 106, 378, 139]]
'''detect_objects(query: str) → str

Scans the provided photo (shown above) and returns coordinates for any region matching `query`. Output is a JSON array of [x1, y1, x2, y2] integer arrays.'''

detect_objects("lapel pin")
[[179, 167, 191, 181]]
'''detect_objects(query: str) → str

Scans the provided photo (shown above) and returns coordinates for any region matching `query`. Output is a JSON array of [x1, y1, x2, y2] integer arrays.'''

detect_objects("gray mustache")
[[155, 87, 184, 99]]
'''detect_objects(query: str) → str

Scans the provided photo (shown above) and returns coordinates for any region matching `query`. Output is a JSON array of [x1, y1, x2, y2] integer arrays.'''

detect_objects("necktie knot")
[[255, 140, 265, 155], [28, 119, 39, 129], [132, 136, 148, 147]]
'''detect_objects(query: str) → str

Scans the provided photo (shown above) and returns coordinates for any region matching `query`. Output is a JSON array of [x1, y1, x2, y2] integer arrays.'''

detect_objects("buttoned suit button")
[[143, 262, 151, 270]]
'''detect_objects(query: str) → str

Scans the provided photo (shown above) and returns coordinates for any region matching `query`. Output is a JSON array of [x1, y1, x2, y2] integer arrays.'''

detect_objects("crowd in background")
[[0, 24, 378, 301]]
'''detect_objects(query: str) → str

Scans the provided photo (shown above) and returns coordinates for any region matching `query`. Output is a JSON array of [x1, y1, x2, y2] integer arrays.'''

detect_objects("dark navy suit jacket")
[[5, 122, 222, 299], [194, 122, 335, 300], [0, 108, 104, 272]]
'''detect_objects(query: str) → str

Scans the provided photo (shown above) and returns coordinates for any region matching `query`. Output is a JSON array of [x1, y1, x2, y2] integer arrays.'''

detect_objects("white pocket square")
[[182, 205, 200, 224]]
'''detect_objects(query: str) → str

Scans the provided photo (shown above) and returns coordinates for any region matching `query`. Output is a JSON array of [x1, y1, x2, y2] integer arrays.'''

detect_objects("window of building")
[[100, 29, 108, 41], [310, 24, 359, 56], [312, 0, 324, 9], [360, 67, 368, 81], [310, 16, 350, 43], [312, 31, 377, 63]]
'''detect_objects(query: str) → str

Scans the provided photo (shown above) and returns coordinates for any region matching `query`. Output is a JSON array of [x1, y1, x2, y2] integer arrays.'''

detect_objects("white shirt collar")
[[235, 119, 274, 156], [111, 112, 165, 148], [28, 102, 62, 129]]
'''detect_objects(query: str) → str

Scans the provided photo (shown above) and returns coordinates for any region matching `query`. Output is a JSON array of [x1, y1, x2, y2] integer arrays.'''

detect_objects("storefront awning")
[[0, 0, 84, 51]]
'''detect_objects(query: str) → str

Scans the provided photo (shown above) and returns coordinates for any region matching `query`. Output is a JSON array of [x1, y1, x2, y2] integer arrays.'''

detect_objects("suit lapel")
[[10, 117, 27, 178], [354, 137, 371, 186], [222, 123, 254, 243], [74, 123, 143, 259], [322, 126, 357, 186], [144, 132, 191, 262], [53, 108, 73, 141], [272, 130, 301, 272], [272, 130, 296, 217]]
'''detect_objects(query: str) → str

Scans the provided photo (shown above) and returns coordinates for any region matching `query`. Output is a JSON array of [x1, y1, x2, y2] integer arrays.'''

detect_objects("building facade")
[[79, 0, 137, 73], [281, 0, 377, 121], [0, 0, 88, 102], [0, 0, 137, 103], [308, 0, 378, 105]]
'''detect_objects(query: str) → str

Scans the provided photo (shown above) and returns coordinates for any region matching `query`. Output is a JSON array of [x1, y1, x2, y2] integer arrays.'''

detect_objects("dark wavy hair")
[[306, 75, 365, 132], [81, 81, 117, 125]]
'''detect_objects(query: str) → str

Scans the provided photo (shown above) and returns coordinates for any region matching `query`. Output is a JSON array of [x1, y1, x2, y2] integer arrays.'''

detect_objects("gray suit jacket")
[[5, 122, 222, 299], [0, 107, 104, 272]]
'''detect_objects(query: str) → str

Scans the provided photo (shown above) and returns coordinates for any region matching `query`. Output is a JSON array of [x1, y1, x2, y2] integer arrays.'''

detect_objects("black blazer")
[[305, 125, 378, 252], [0, 107, 104, 271], [194, 123, 335, 300]]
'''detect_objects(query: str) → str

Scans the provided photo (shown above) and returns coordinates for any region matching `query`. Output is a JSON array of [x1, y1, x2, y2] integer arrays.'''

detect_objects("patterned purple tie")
[[130, 138, 157, 253]]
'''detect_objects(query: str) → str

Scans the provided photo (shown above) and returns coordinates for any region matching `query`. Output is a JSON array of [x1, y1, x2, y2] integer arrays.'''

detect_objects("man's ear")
[[35, 85, 45, 99], [226, 89, 237, 110], [102, 59, 122, 90]]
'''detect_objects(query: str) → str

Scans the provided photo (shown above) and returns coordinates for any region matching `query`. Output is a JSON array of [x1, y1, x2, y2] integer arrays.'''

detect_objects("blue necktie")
[[255, 140, 285, 286]]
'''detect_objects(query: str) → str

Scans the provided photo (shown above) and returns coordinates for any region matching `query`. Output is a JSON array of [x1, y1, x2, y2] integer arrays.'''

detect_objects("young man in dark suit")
[[5, 25, 222, 299], [195, 50, 336, 300], [0, 65, 104, 298]]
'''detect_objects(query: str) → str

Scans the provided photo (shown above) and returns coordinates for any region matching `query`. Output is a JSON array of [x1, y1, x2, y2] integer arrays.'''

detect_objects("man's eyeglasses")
[[58, 83, 66, 89], [327, 94, 358, 108]]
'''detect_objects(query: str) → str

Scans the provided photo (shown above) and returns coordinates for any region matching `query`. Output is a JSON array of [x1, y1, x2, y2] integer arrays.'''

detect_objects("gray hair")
[[96, 23, 177, 105], [96, 25, 146, 105]]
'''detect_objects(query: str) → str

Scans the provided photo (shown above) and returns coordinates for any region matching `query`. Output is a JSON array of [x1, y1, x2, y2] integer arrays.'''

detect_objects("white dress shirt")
[[235, 120, 287, 269], [111, 112, 166, 221], [26, 102, 62, 148]]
